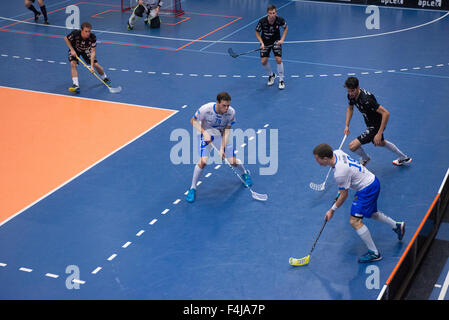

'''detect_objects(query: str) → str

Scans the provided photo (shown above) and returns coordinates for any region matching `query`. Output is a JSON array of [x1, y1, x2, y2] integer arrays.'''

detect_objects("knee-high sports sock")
[[383, 140, 407, 159], [277, 62, 284, 81], [263, 63, 273, 76], [353, 146, 370, 160], [371, 211, 397, 229], [27, 4, 39, 15], [190, 164, 203, 189], [40, 5, 48, 21], [356, 225, 378, 254]]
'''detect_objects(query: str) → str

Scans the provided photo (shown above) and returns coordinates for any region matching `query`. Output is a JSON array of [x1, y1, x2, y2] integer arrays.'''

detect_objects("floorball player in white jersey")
[[313, 143, 406, 263], [186, 92, 252, 203]]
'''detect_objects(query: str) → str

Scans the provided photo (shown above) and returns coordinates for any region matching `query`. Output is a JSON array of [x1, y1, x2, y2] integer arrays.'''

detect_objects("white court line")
[[161, 209, 170, 215], [149, 219, 158, 225], [136, 230, 145, 236], [107, 254, 117, 261], [92, 267, 102, 275], [173, 199, 181, 204], [0, 85, 178, 228], [19, 267, 32, 273], [122, 241, 132, 248], [72, 279, 85, 285], [438, 270, 449, 300]]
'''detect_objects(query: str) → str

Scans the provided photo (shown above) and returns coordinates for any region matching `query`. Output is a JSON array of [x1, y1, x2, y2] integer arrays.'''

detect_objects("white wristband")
[[331, 204, 338, 211]]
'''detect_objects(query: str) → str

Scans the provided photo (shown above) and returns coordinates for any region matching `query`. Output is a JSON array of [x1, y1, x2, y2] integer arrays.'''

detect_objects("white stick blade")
[[309, 182, 325, 191], [251, 190, 268, 201], [108, 86, 122, 93]]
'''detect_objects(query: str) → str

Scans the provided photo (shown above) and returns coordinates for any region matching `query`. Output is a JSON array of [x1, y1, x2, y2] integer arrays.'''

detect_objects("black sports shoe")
[[34, 12, 41, 22], [394, 222, 405, 241]]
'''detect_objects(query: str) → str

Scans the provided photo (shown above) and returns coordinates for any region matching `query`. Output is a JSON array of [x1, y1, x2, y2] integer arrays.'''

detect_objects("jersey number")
[[346, 156, 362, 172]]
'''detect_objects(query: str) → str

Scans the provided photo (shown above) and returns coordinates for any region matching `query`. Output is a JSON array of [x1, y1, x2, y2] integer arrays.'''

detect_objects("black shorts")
[[260, 42, 282, 58], [357, 127, 385, 145], [68, 50, 97, 64]]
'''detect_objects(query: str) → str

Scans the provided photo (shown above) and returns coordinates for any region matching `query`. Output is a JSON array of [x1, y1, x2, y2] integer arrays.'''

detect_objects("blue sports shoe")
[[241, 170, 252, 187], [394, 222, 405, 241], [358, 250, 382, 263], [185, 188, 196, 203]]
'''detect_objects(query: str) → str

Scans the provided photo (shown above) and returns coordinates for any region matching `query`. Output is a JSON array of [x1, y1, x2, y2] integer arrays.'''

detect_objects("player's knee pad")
[[134, 4, 145, 17]]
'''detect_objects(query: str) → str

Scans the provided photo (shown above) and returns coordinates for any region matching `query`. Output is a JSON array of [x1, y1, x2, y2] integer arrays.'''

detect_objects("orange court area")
[[0, 86, 176, 225]]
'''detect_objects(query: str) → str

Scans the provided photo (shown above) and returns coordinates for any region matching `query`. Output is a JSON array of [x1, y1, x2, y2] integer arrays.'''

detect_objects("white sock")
[[353, 146, 370, 160], [371, 211, 397, 229], [72, 77, 79, 86], [383, 140, 406, 159], [356, 225, 378, 254], [277, 62, 284, 81], [101, 72, 108, 80], [190, 164, 203, 189], [263, 63, 273, 76], [234, 158, 247, 175]]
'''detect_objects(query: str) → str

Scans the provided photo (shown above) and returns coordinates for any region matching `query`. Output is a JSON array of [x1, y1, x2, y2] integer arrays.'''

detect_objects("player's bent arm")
[[332, 189, 348, 211], [90, 47, 96, 67], [64, 37, 76, 54], [279, 25, 288, 44], [376, 105, 390, 135], [190, 117, 204, 134], [221, 126, 232, 150], [255, 32, 264, 48], [344, 105, 353, 134]]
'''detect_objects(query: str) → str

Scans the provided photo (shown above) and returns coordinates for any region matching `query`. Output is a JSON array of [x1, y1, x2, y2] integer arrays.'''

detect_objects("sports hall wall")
[[307, 0, 449, 10]]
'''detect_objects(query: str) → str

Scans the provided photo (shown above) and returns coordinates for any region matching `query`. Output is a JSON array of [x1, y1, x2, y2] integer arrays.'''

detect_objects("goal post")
[[121, 0, 184, 17]]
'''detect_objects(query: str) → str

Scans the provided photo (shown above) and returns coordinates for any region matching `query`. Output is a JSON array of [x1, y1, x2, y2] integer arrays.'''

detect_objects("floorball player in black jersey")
[[255, 4, 288, 90], [344, 77, 412, 166], [24, 0, 49, 24], [64, 22, 111, 93]]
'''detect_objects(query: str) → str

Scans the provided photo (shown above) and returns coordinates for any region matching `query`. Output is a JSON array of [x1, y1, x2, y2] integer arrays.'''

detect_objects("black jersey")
[[255, 16, 287, 44], [66, 29, 97, 53], [348, 89, 382, 128]]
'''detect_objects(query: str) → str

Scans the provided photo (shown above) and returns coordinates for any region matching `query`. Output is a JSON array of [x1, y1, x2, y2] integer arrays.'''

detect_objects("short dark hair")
[[81, 22, 92, 30], [267, 4, 276, 12], [216, 92, 231, 103], [313, 143, 333, 159], [344, 77, 359, 89]]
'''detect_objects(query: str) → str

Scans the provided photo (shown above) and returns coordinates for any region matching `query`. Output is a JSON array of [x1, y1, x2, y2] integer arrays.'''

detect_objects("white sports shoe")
[[393, 157, 412, 166], [278, 80, 285, 90], [267, 73, 276, 86]]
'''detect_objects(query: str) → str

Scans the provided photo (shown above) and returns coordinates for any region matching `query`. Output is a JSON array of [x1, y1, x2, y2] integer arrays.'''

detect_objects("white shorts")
[[198, 133, 235, 159]]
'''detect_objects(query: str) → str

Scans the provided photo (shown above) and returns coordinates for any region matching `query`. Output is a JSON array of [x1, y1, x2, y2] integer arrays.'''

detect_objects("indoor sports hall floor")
[[1, 0, 448, 300]]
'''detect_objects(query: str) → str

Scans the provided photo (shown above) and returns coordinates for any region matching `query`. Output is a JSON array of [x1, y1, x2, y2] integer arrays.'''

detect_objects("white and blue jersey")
[[194, 102, 236, 158], [332, 150, 380, 218]]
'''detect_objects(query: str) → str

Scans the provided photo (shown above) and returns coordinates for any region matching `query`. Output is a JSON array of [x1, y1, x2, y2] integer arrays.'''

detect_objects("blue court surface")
[[0, 0, 448, 300]]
